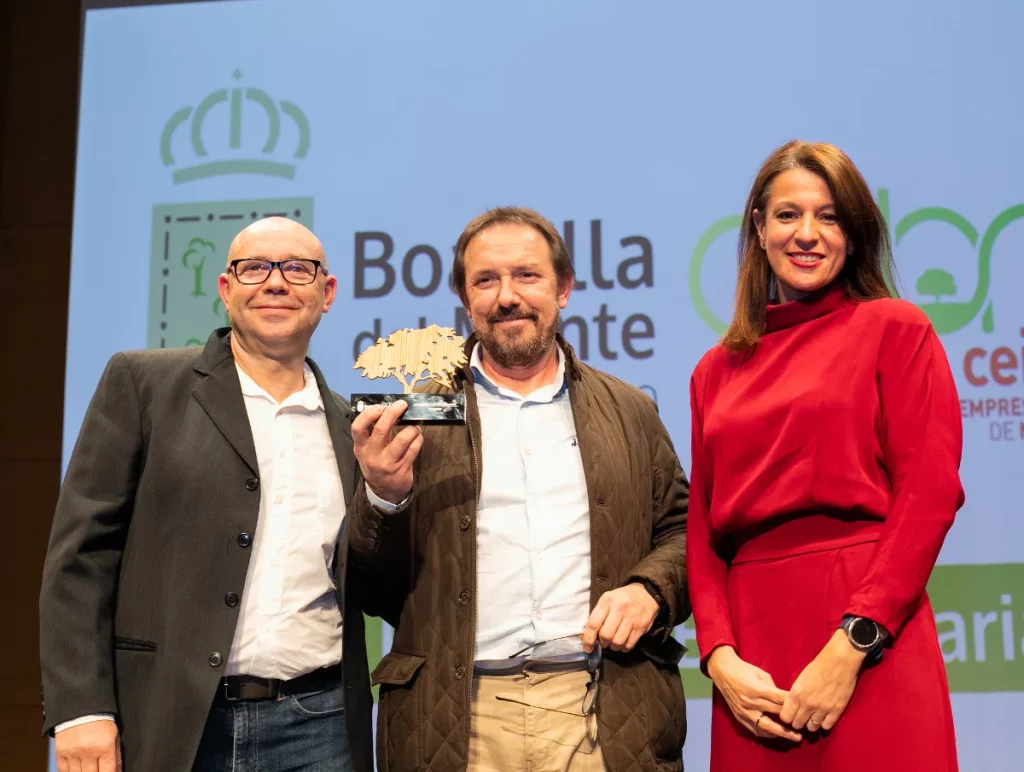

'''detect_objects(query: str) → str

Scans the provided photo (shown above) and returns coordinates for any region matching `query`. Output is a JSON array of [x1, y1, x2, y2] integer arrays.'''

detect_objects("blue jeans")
[[192, 682, 354, 772]]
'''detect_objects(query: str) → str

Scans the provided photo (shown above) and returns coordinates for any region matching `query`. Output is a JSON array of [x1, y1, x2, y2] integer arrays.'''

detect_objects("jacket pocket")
[[113, 636, 157, 652], [371, 650, 427, 686], [373, 651, 426, 772], [641, 658, 687, 764]]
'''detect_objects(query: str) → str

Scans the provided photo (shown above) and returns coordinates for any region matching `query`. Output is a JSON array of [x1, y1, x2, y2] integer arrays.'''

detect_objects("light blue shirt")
[[468, 344, 593, 661]]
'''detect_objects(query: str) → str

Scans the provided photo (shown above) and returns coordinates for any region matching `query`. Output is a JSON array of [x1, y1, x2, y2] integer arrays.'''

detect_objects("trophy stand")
[[351, 324, 468, 425]]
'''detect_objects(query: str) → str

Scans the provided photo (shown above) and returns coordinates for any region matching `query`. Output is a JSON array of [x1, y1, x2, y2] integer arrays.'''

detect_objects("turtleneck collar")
[[765, 282, 853, 333]]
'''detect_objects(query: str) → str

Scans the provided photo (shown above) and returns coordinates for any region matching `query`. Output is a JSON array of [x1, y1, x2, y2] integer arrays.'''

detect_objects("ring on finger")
[[753, 714, 764, 734]]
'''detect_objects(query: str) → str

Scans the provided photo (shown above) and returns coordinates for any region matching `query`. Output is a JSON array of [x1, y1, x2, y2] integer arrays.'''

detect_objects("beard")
[[477, 305, 560, 369]]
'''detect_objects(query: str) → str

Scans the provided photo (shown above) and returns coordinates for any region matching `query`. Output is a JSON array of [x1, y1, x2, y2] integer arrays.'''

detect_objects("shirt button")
[[237, 533, 252, 548], [208, 652, 223, 667], [245, 477, 259, 492], [459, 516, 471, 531], [535, 611, 542, 620], [455, 665, 466, 680], [224, 592, 239, 607], [458, 590, 470, 606], [274, 495, 283, 505], [279, 451, 285, 458]]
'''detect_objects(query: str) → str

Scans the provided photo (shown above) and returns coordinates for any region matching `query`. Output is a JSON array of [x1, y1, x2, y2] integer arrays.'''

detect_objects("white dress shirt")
[[57, 363, 346, 733], [470, 345, 592, 660], [367, 346, 593, 660], [226, 362, 346, 678]]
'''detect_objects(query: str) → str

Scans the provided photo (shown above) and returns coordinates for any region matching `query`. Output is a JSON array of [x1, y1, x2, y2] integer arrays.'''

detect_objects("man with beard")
[[349, 207, 691, 772]]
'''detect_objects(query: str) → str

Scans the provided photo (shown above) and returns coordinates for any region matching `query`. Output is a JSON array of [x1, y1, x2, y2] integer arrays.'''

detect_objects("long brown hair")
[[722, 140, 896, 351]]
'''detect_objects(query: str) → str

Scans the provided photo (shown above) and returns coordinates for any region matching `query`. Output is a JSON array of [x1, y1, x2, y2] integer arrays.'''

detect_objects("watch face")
[[850, 618, 878, 647]]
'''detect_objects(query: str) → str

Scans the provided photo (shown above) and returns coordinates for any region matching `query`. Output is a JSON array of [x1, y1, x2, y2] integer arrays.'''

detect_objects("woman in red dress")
[[688, 140, 964, 771]]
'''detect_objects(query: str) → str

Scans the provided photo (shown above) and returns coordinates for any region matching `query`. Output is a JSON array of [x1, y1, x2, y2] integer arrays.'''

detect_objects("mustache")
[[487, 307, 537, 324]]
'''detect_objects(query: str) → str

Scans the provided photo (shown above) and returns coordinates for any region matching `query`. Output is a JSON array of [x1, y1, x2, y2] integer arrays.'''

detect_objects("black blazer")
[[39, 328, 373, 772]]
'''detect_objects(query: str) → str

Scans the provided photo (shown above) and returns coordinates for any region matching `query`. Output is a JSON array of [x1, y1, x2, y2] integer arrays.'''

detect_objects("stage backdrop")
[[59, 0, 1024, 768]]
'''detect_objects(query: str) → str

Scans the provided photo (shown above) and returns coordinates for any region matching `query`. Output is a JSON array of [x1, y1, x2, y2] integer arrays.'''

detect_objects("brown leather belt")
[[220, 667, 340, 701]]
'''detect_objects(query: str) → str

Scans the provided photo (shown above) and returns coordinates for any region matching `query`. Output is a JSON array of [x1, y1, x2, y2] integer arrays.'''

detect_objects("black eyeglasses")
[[494, 636, 602, 744], [229, 258, 325, 285]]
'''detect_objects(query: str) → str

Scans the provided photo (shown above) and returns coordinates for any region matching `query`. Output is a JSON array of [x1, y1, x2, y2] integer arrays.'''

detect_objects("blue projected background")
[[62, 1, 1024, 769]]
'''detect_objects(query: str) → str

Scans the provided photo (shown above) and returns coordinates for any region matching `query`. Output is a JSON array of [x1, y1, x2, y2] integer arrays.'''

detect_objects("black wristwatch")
[[840, 615, 884, 662], [637, 579, 670, 628]]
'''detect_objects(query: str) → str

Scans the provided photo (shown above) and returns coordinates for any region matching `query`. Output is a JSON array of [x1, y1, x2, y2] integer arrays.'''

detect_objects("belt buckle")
[[222, 677, 279, 701]]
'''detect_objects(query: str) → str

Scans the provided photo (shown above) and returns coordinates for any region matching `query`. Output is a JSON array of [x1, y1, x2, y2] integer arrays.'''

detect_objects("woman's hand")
[[779, 629, 865, 732], [707, 646, 802, 743]]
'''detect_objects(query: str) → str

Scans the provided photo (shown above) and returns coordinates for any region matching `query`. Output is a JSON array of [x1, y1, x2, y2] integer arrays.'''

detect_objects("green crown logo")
[[160, 70, 310, 184]]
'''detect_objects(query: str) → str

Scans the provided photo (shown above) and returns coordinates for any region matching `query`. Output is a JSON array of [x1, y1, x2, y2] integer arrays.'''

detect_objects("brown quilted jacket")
[[351, 335, 690, 771]]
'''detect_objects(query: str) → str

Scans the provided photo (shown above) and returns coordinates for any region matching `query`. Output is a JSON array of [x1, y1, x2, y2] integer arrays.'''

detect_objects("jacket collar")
[[190, 328, 355, 505], [308, 356, 356, 506], [191, 329, 258, 473]]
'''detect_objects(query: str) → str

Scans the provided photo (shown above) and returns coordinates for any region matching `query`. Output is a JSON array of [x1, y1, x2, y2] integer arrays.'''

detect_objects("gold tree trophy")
[[351, 324, 468, 424]]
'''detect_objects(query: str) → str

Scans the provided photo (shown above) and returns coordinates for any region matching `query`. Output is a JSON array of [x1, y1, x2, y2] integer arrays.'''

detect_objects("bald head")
[[218, 216, 336, 361], [226, 217, 326, 271]]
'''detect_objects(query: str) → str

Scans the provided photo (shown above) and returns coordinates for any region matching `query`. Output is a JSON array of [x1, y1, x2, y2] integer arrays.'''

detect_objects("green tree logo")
[[160, 70, 310, 184], [686, 193, 1024, 336], [148, 198, 313, 349], [916, 268, 957, 303], [182, 237, 215, 297]]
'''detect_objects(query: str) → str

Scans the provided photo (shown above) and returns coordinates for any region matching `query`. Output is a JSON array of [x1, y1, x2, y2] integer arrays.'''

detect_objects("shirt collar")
[[469, 343, 567, 403], [235, 362, 324, 411]]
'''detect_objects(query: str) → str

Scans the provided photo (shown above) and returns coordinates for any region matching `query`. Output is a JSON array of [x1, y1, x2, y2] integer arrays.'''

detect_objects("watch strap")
[[637, 579, 670, 627]]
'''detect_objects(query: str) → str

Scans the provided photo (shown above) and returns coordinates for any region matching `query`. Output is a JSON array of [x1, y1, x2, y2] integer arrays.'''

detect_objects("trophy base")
[[351, 392, 466, 425]]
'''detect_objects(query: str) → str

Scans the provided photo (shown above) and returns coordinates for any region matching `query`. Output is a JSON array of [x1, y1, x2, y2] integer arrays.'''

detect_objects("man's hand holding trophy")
[[351, 323, 467, 504]]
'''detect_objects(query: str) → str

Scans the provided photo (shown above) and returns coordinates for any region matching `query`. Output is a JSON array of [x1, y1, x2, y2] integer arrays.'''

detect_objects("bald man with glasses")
[[40, 218, 373, 772]]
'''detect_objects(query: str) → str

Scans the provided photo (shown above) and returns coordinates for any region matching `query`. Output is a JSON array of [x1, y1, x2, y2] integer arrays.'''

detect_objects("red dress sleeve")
[[688, 360, 738, 671], [844, 308, 965, 635]]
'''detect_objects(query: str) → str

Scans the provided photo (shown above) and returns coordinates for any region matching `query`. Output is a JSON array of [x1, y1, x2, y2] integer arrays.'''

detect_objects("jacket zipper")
[[467, 388, 482, 753]]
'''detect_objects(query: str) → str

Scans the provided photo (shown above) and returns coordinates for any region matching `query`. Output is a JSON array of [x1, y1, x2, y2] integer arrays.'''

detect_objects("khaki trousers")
[[468, 669, 607, 772]]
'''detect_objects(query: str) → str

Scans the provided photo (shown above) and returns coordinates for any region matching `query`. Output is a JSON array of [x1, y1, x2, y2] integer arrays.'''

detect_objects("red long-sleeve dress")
[[688, 284, 964, 771]]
